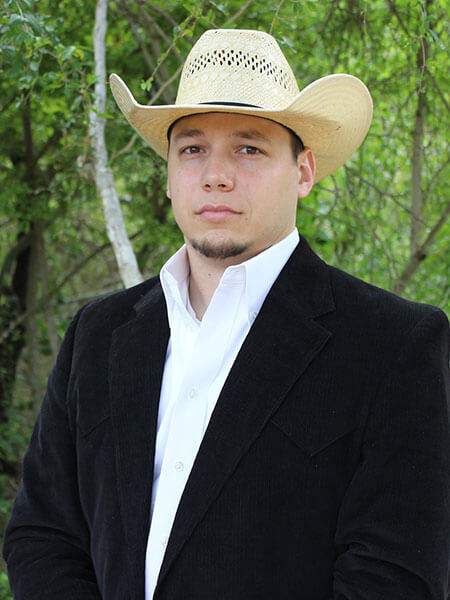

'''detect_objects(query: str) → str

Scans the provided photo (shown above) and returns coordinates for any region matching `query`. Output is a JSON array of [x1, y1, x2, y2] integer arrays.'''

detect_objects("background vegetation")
[[0, 0, 448, 595]]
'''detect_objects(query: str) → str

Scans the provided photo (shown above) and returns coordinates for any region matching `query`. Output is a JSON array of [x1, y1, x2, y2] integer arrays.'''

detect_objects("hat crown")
[[176, 29, 300, 109]]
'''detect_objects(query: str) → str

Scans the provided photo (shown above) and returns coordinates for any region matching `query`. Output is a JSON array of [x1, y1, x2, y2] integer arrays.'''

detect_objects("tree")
[[90, 0, 143, 288], [1, 0, 448, 594], [0, 0, 96, 452]]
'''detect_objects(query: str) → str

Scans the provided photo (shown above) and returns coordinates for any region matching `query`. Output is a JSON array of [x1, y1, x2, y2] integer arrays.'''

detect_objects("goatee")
[[189, 238, 250, 260]]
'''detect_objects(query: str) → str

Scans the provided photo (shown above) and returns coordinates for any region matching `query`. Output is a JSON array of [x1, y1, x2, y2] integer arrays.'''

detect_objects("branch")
[[34, 129, 63, 164], [410, 37, 428, 254], [385, 0, 410, 37], [343, 165, 413, 214], [0, 239, 112, 345], [110, 133, 138, 162], [393, 199, 450, 295], [420, 202, 450, 258], [63, 286, 124, 305], [115, 1, 172, 102], [0, 223, 144, 346], [21, 95, 35, 184], [148, 62, 183, 105], [343, 185, 398, 282], [424, 158, 450, 198], [133, 3, 180, 100], [425, 67, 450, 112], [141, 0, 194, 43], [269, 0, 286, 34], [224, 0, 254, 25], [110, 62, 183, 162], [136, 1, 185, 64], [0, 233, 32, 287]]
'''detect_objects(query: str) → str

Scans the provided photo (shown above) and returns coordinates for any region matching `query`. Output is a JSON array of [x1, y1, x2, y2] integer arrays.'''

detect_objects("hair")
[[167, 116, 304, 163], [288, 129, 305, 161]]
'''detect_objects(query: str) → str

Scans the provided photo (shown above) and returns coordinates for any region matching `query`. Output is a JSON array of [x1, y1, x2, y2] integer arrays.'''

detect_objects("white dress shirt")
[[145, 229, 300, 599]]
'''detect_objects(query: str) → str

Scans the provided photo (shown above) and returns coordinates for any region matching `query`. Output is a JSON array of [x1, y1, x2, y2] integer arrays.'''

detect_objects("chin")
[[189, 237, 251, 260]]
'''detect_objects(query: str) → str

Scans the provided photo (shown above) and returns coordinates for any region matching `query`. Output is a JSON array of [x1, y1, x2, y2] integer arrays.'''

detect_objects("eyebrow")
[[172, 129, 204, 142], [172, 128, 272, 145], [231, 130, 272, 144]]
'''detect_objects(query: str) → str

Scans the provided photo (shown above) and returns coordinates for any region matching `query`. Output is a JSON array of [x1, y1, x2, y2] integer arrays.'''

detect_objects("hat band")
[[199, 101, 261, 108], [167, 102, 260, 141]]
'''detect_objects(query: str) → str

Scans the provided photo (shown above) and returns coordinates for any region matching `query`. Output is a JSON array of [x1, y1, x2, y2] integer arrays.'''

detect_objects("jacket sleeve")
[[2, 308, 102, 599], [332, 308, 450, 599]]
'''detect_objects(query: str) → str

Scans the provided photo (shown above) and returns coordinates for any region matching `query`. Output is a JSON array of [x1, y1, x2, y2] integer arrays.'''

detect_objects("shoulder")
[[64, 275, 163, 349], [328, 263, 447, 327], [79, 275, 160, 323], [323, 263, 449, 366]]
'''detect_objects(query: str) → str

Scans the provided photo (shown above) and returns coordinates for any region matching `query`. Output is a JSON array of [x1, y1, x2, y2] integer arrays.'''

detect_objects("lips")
[[196, 204, 241, 222]]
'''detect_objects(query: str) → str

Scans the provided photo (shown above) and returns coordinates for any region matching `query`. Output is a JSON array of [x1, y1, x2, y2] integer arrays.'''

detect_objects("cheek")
[[168, 167, 197, 197]]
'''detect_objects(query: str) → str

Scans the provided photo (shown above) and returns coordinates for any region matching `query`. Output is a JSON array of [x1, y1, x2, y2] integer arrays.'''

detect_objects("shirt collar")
[[160, 229, 300, 327], [236, 228, 299, 321]]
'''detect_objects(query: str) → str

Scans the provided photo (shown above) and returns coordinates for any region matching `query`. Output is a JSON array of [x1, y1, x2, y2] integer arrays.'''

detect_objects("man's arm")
[[3, 309, 102, 599], [333, 308, 450, 599]]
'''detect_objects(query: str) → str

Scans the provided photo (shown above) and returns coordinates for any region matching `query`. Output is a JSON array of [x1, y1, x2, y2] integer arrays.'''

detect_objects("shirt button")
[[250, 311, 258, 321], [162, 536, 168, 547], [188, 388, 197, 399], [174, 461, 184, 472]]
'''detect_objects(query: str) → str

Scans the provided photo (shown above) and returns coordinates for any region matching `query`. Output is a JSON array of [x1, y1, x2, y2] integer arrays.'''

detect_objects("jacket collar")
[[109, 237, 335, 593], [157, 237, 335, 590]]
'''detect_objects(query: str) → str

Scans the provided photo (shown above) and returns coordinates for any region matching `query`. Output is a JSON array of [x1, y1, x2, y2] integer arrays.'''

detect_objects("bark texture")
[[90, 0, 143, 289]]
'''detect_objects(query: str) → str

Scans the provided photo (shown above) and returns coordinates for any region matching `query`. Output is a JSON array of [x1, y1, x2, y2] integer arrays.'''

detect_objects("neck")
[[186, 245, 247, 320]]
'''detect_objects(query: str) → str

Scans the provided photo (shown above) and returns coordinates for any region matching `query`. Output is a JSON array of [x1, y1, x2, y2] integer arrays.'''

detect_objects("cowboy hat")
[[109, 28, 373, 182]]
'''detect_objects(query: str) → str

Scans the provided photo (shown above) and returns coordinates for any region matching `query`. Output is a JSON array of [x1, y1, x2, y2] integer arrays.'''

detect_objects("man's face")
[[167, 112, 314, 263]]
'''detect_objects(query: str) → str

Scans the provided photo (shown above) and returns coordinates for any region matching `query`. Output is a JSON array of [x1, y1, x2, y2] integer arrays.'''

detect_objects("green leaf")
[[23, 11, 44, 35], [427, 28, 445, 50], [8, 14, 27, 27], [61, 45, 76, 62], [140, 77, 153, 92]]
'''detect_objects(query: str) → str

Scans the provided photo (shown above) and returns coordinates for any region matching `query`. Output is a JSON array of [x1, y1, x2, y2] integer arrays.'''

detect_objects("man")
[[4, 29, 450, 599]]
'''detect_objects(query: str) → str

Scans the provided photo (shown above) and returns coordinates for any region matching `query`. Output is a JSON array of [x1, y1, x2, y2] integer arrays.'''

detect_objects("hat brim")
[[109, 73, 372, 183]]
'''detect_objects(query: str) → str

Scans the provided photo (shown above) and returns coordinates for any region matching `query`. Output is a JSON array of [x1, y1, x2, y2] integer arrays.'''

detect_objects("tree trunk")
[[410, 39, 428, 255], [37, 228, 59, 362], [89, 0, 143, 289], [0, 235, 30, 477], [25, 221, 48, 415]]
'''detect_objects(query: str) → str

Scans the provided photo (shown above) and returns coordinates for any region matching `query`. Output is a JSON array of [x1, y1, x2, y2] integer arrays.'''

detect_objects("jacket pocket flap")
[[270, 400, 358, 457]]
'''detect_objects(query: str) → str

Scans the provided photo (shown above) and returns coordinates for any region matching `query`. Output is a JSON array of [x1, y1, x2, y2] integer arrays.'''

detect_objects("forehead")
[[169, 112, 290, 142]]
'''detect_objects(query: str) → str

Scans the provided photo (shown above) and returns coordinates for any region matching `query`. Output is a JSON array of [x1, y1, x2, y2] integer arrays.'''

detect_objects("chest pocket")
[[269, 392, 361, 458]]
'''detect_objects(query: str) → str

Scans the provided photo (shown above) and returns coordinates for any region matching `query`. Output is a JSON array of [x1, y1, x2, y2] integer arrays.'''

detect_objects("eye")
[[239, 146, 262, 155], [181, 145, 203, 155]]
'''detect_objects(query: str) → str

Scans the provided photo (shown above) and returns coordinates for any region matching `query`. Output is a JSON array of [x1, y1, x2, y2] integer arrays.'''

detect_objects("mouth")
[[196, 205, 241, 222]]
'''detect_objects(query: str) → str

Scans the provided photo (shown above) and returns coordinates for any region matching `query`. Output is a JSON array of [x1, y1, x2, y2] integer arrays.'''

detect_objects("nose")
[[202, 153, 234, 192]]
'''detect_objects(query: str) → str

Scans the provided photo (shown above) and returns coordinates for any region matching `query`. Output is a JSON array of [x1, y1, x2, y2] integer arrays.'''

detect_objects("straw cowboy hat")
[[109, 28, 373, 182]]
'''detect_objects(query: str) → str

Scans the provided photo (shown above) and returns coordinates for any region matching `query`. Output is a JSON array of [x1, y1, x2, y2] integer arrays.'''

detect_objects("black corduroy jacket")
[[4, 238, 450, 599]]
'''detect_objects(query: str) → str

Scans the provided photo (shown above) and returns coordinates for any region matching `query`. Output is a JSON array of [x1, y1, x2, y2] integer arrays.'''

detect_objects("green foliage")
[[0, 572, 11, 600], [0, 402, 32, 595], [0, 0, 448, 586]]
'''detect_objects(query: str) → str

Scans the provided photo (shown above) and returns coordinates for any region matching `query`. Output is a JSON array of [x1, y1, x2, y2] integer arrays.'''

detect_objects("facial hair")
[[189, 237, 250, 260]]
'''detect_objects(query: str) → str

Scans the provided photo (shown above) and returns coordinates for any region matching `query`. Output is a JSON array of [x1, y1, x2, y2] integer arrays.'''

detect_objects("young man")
[[4, 29, 450, 599]]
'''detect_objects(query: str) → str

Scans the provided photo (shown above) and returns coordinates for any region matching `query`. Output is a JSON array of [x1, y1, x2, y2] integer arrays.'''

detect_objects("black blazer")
[[4, 238, 450, 599]]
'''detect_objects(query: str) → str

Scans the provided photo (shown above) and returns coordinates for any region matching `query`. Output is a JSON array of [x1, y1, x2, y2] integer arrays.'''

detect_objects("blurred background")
[[0, 0, 448, 595]]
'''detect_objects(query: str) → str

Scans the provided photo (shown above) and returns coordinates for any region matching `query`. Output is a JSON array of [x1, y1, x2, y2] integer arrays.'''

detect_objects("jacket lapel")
[[109, 281, 169, 589], [157, 239, 335, 588]]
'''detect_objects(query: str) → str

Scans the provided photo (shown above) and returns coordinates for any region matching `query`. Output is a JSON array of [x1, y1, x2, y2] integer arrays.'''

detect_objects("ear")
[[297, 148, 315, 199], [166, 184, 171, 200]]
